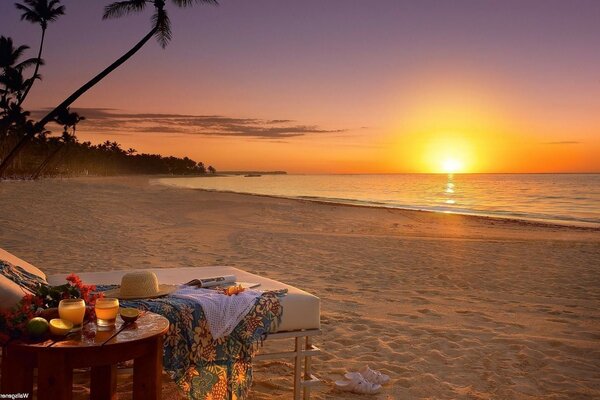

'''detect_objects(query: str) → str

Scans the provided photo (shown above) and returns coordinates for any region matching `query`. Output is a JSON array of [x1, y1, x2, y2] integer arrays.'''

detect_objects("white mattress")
[[47, 266, 320, 332]]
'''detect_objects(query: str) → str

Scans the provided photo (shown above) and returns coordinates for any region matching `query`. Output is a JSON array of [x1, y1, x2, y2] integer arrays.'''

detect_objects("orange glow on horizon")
[[379, 72, 600, 174], [72, 70, 600, 175]]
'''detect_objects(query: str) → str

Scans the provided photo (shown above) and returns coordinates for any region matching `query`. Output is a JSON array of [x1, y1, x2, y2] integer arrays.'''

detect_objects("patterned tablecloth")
[[103, 287, 283, 400]]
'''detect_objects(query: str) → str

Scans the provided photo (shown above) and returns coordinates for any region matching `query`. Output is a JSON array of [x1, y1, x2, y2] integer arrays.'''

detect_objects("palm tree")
[[0, 36, 40, 100], [0, 0, 218, 178], [0, 36, 42, 169], [0, 35, 38, 166], [0, 37, 35, 116], [14, 0, 65, 105]]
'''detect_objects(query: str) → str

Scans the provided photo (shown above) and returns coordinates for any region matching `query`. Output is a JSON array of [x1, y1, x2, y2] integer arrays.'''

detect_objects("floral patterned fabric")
[[98, 286, 283, 400], [0, 260, 48, 293]]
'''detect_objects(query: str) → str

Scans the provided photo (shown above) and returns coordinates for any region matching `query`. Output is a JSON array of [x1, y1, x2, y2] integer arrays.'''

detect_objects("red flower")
[[66, 273, 83, 287]]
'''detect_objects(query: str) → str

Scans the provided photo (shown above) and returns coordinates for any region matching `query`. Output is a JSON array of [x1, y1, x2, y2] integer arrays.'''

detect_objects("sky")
[[1, 0, 599, 173]]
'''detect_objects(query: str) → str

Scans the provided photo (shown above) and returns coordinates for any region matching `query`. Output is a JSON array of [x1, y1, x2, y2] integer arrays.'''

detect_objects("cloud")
[[542, 141, 581, 145], [33, 108, 345, 139]]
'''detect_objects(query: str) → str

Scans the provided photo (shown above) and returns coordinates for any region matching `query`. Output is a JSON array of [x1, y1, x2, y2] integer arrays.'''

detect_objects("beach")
[[1, 176, 599, 399]]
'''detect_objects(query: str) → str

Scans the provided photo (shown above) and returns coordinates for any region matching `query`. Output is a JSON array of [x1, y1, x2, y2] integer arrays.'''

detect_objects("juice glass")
[[58, 298, 86, 332], [95, 298, 119, 329]]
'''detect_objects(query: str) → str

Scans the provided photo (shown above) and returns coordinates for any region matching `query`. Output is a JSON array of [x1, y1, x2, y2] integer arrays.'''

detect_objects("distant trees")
[[14, 137, 209, 177]]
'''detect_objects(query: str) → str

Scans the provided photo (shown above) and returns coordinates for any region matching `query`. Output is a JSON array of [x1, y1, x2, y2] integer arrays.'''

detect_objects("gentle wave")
[[155, 174, 600, 227]]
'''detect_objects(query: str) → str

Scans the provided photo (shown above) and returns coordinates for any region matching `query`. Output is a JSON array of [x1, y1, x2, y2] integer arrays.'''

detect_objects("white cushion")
[[48, 266, 320, 332], [0, 275, 31, 310], [0, 248, 48, 310], [0, 248, 47, 281]]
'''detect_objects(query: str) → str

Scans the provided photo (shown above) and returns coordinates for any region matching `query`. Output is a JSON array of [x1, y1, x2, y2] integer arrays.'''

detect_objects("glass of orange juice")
[[95, 298, 119, 329], [58, 298, 86, 331]]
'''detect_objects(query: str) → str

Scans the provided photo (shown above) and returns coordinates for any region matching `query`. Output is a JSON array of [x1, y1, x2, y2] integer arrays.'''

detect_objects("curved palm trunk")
[[18, 27, 46, 106], [0, 26, 158, 178]]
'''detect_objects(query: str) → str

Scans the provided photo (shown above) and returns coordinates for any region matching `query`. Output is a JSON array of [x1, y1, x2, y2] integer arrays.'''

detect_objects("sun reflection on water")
[[443, 174, 457, 205]]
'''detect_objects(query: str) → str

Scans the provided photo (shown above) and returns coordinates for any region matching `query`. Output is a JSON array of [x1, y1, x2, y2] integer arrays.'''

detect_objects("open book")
[[184, 275, 261, 289]]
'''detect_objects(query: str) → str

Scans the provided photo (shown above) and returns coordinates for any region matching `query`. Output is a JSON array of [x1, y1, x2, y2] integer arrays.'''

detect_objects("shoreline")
[[7, 174, 598, 228], [155, 183, 600, 231]]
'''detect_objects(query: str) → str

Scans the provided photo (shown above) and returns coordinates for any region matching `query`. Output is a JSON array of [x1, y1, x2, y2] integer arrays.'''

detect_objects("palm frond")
[[48, 0, 63, 9], [46, 5, 65, 22], [16, 43, 30, 52], [12, 44, 31, 60], [152, 8, 172, 48], [15, 0, 65, 26], [14, 3, 38, 22], [15, 57, 43, 70], [14, 3, 33, 13], [25, 71, 42, 82], [0, 38, 30, 69], [103, 0, 148, 20]]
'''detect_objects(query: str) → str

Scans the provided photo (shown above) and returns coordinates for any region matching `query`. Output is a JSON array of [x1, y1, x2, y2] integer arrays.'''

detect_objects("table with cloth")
[[0, 256, 284, 400], [0, 254, 310, 400], [102, 286, 284, 400]]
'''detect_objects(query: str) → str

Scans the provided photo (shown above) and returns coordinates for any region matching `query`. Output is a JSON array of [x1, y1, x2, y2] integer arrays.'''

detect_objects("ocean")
[[155, 174, 600, 227]]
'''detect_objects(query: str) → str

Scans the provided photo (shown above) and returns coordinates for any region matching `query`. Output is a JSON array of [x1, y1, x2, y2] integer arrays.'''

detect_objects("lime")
[[27, 317, 49, 337], [49, 318, 73, 336], [119, 308, 140, 323]]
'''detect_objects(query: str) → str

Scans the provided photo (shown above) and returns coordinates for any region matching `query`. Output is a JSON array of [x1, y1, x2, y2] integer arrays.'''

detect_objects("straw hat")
[[103, 271, 177, 300]]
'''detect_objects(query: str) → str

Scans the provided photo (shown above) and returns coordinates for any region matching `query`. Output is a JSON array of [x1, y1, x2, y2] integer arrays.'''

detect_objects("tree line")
[[9, 135, 215, 178], [1, 0, 218, 179]]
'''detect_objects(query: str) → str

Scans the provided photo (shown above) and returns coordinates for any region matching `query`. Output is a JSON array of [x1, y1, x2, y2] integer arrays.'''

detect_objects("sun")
[[441, 157, 463, 174], [392, 130, 477, 173], [420, 133, 473, 173]]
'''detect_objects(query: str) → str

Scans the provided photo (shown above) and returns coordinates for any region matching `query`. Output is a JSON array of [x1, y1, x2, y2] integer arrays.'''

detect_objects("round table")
[[1, 311, 169, 400]]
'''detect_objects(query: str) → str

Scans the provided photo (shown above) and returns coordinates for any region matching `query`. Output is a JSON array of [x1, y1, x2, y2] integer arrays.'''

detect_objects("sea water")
[[156, 174, 600, 227]]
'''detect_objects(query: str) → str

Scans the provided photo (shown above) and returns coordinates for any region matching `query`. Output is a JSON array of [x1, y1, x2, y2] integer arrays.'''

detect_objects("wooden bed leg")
[[293, 336, 302, 400], [303, 336, 312, 400], [254, 329, 321, 399]]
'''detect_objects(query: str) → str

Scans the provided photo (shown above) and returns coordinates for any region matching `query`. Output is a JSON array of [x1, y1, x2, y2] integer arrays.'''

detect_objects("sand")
[[1, 176, 599, 399]]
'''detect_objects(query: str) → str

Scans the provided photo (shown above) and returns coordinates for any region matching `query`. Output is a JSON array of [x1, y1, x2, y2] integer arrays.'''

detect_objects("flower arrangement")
[[0, 274, 103, 346], [37, 273, 103, 309]]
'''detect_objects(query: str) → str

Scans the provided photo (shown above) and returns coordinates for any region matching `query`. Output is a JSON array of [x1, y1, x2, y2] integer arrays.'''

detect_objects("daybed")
[[1, 248, 321, 400]]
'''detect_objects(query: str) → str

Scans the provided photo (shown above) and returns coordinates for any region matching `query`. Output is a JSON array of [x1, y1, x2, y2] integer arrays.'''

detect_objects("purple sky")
[[1, 0, 599, 172]]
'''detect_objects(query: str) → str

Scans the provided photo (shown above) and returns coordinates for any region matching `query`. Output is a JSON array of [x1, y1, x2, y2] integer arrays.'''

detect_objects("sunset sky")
[[1, 0, 599, 173]]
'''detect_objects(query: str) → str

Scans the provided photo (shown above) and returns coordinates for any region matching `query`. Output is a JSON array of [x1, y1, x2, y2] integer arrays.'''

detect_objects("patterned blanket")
[[101, 287, 283, 400]]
